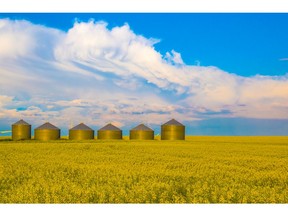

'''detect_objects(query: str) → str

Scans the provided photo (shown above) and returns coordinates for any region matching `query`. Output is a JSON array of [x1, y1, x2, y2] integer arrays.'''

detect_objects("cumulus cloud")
[[0, 18, 288, 129]]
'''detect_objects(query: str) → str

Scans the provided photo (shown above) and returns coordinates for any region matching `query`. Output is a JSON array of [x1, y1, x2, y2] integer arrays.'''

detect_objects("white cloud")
[[0, 19, 33, 58], [0, 18, 63, 59], [0, 95, 13, 107], [165, 50, 184, 65], [1, 18, 288, 129]]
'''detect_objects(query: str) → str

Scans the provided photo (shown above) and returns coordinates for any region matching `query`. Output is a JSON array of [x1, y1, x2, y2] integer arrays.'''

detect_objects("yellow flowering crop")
[[0, 136, 287, 203]]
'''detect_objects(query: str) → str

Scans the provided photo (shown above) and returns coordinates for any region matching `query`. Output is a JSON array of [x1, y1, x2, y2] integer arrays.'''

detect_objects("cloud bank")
[[0, 18, 288, 129]]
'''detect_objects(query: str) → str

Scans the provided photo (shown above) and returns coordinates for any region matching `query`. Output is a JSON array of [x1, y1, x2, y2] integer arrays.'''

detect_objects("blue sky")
[[0, 13, 288, 135]]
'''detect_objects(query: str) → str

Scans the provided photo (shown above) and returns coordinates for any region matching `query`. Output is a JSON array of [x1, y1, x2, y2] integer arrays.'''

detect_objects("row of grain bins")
[[11, 119, 185, 141]]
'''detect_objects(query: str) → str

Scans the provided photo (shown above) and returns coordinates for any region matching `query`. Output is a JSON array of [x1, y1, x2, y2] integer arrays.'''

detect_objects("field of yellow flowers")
[[0, 136, 287, 203]]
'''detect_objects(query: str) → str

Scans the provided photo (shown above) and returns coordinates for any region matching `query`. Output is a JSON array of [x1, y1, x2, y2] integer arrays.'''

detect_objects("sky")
[[0, 13, 288, 135]]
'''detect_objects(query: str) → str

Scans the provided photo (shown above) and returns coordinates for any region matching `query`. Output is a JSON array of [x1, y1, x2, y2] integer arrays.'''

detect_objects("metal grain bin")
[[12, 119, 31, 140], [69, 123, 94, 140], [34, 122, 60, 141], [161, 119, 185, 140], [97, 123, 122, 140], [129, 124, 154, 140]]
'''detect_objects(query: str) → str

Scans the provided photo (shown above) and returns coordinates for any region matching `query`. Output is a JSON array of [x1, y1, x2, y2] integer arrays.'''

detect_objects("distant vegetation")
[[0, 136, 288, 203]]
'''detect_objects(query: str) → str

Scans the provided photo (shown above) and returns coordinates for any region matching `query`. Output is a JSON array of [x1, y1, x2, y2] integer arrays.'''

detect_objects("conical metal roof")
[[35, 122, 59, 130], [70, 123, 93, 131], [163, 119, 184, 126], [12, 119, 30, 125], [98, 123, 121, 131], [131, 124, 153, 131]]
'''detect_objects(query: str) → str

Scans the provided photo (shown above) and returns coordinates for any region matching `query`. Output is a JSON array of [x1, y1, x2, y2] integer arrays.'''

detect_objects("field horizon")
[[2, 135, 288, 140]]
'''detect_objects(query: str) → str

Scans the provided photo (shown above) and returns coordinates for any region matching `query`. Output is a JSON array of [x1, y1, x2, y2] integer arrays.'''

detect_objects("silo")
[[12, 119, 31, 140], [129, 124, 154, 140], [34, 122, 60, 141], [97, 123, 122, 140], [69, 123, 94, 140], [161, 119, 185, 140]]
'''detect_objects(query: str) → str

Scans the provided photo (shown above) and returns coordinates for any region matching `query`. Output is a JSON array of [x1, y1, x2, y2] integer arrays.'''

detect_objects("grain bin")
[[69, 123, 94, 140], [34, 122, 60, 141], [12, 119, 31, 140], [97, 123, 122, 140], [129, 124, 154, 140], [161, 119, 185, 140]]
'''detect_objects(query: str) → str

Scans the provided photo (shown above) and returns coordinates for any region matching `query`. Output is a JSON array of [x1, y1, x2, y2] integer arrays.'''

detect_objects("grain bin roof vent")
[[13, 119, 30, 125], [70, 123, 93, 131], [131, 124, 153, 131], [163, 119, 184, 126], [99, 123, 121, 131], [35, 122, 59, 130]]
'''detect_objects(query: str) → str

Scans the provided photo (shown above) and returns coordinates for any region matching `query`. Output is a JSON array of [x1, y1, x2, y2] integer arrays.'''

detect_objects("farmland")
[[0, 136, 288, 203]]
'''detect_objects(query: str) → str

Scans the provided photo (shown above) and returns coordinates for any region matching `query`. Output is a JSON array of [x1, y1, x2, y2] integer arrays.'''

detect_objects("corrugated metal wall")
[[12, 124, 31, 140]]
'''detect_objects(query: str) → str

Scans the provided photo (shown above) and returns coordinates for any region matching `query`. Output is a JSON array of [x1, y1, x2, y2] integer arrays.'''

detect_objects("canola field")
[[0, 136, 288, 203]]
